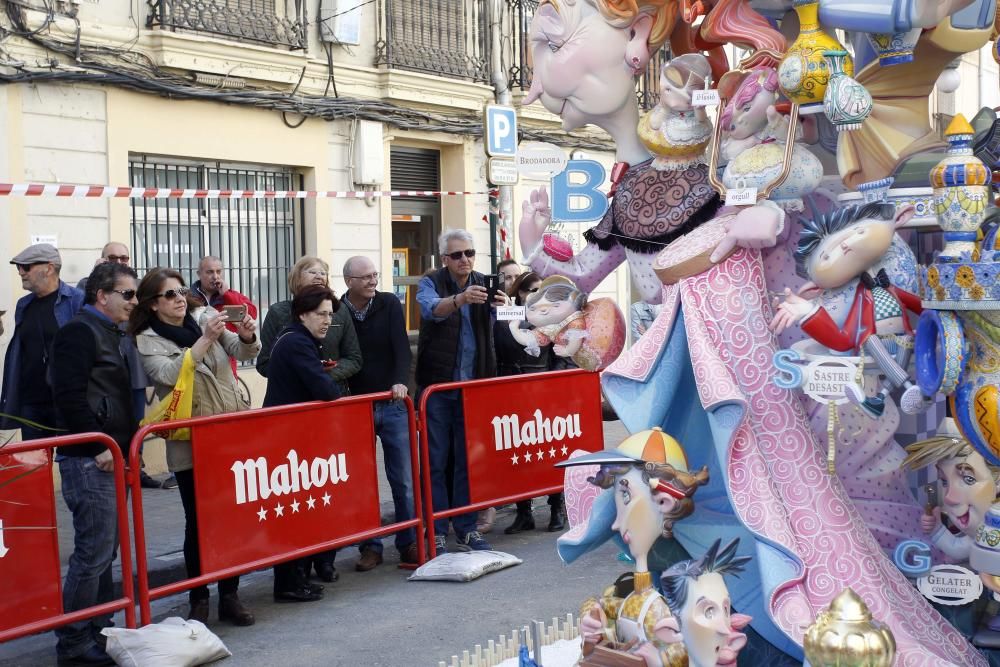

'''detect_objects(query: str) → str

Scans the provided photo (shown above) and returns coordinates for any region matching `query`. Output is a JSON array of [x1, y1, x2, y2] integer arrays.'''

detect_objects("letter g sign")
[[894, 540, 932, 578]]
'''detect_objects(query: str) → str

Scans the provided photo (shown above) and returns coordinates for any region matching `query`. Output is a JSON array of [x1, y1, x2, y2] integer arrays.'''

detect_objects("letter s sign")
[[552, 159, 609, 223]]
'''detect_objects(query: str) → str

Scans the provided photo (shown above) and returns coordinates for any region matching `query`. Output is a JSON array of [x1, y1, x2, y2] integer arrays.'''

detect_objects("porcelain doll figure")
[[718, 68, 824, 211], [559, 428, 709, 666], [641, 53, 714, 171], [771, 202, 929, 419], [523, 1, 987, 664], [658, 539, 753, 667], [901, 436, 1000, 561], [507, 275, 625, 372]]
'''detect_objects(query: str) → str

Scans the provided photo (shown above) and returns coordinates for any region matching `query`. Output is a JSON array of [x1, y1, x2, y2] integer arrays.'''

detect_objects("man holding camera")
[[416, 229, 504, 553], [192, 256, 258, 375]]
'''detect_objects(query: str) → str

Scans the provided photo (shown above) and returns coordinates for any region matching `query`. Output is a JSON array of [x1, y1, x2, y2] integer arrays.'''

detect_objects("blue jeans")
[[55, 456, 118, 660], [369, 400, 416, 552], [425, 391, 476, 537]]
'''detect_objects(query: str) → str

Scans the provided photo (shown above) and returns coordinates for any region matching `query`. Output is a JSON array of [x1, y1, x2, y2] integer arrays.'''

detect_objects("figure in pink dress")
[[522, 0, 985, 664]]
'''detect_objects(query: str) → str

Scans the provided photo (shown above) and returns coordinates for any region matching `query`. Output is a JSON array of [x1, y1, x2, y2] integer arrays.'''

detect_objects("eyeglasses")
[[105, 255, 130, 264], [348, 272, 379, 282], [156, 287, 190, 300], [111, 289, 137, 300], [305, 269, 328, 277], [446, 249, 476, 260]]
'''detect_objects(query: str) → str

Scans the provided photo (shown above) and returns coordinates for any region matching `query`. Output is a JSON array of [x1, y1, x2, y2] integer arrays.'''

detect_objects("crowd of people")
[[2, 231, 573, 666]]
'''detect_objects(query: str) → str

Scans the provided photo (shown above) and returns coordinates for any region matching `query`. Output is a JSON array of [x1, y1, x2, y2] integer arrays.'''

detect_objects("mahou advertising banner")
[[462, 371, 604, 504], [192, 401, 381, 573], [0, 449, 62, 632]]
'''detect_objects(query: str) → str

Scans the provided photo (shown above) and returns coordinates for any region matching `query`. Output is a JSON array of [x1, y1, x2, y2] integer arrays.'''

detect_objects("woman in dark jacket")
[[264, 284, 342, 602], [259, 255, 359, 583], [494, 272, 566, 534]]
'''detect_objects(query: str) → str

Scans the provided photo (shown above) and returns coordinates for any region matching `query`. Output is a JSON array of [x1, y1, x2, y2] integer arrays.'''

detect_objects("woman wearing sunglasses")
[[492, 271, 566, 534], [129, 267, 261, 627]]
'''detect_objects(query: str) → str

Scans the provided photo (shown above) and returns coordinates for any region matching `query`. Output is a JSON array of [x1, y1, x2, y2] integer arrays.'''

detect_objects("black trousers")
[[516, 493, 563, 514], [174, 469, 239, 601]]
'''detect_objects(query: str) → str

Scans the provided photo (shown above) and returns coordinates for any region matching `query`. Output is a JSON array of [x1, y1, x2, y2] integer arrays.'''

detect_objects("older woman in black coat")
[[264, 284, 342, 602]]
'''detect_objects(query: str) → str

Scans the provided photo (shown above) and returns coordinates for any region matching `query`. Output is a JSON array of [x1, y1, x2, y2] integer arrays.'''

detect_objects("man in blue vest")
[[416, 229, 502, 553]]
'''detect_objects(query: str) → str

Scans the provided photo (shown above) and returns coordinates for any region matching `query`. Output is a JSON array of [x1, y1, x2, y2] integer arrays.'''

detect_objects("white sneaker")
[[900, 385, 931, 415], [844, 383, 867, 406]]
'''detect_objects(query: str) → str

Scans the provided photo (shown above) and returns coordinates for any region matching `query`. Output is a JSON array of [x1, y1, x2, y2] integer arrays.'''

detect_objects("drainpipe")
[[488, 0, 513, 272]]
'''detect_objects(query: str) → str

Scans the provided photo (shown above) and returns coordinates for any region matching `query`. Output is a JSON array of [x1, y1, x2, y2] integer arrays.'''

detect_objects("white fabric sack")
[[101, 617, 231, 667], [407, 550, 522, 582]]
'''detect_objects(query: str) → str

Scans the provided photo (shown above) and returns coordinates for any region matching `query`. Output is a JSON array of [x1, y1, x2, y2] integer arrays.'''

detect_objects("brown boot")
[[219, 593, 255, 626], [187, 598, 209, 624]]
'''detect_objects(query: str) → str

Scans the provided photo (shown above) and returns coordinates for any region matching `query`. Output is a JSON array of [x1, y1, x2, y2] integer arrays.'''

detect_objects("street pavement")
[[0, 422, 630, 666]]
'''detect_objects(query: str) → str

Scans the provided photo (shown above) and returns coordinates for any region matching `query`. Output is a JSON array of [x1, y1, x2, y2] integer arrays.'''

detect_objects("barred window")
[[128, 155, 303, 336]]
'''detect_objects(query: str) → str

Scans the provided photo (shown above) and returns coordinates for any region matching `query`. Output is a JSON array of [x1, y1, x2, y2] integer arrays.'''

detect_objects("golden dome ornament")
[[803, 588, 896, 667]]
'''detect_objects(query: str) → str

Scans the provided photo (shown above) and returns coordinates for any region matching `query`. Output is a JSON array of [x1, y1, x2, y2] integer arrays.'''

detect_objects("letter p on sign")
[[485, 105, 518, 157]]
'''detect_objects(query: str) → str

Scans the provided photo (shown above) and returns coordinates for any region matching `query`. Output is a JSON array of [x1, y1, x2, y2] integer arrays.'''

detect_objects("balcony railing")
[[374, 0, 490, 83], [147, 0, 307, 50], [504, 0, 666, 112]]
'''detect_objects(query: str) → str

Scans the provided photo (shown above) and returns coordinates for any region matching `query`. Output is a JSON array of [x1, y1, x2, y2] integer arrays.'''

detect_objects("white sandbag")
[[407, 550, 522, 582], [101, 617, 231, 667]]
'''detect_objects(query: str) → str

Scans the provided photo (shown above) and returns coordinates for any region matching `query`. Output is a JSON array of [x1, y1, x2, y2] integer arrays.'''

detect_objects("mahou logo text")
[[231, 449, 349, 505], [491, 409, 582, 451]]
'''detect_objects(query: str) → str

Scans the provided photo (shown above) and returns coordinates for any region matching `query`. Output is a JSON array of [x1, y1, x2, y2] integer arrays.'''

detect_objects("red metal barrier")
[[0, 433, 136, 643], [129, 393, 424, 625], [418, 369, 605, 558]]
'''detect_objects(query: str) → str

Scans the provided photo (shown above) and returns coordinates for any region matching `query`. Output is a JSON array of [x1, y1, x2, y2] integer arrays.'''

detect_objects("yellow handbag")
[[141, 350, 195, 440]]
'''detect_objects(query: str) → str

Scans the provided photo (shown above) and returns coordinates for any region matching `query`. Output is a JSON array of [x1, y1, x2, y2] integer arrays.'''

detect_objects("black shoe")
[[548, 507, 566, 532], [307, 582, 324, 594], [139, 471, 160, 489], [57, 645, 115, 666], [315, 562, 339, 583], [504, 512, 536, 534], [274, 586, 323, 603], [187, 598, 210, 623], [160, 474, 179, 489]]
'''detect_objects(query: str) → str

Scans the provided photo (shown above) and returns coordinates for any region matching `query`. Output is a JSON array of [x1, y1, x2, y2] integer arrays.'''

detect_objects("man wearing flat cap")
[[0, 243, 84, 439]]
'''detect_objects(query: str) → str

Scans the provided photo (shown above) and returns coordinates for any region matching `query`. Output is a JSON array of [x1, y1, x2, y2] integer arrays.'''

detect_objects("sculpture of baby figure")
[[508, 275, 624, 372], [719, 67, 823, 211], [770, 202, 929, 419], [640, 53, 714, 171]]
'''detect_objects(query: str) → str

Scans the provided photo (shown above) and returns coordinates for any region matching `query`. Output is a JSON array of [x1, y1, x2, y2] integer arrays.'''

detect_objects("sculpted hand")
[[920, 507, 940, 534], [709, 205, 781, 263], [769, 288, 814, 335], [95, 449, 114, 472], [579, 606, 607, 644], [519, 187, 552, 256]]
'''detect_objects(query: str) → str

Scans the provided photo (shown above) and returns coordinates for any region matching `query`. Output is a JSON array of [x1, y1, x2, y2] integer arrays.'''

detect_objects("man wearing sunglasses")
[[416, 229, 506, 553], [50, 262, 141, 667], [0, 243, 84, 440]]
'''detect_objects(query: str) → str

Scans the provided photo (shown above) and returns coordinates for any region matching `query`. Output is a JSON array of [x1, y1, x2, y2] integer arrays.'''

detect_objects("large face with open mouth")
[[937, 450, 998, 538], [525, 0, 638, 131]]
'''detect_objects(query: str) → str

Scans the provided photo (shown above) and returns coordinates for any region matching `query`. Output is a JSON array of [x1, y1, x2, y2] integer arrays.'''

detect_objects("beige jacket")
[[136, 307, 261, 472]]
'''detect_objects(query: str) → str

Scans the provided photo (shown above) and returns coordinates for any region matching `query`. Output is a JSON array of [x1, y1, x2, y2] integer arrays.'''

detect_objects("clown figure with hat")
[[557, 427, 732, 666]]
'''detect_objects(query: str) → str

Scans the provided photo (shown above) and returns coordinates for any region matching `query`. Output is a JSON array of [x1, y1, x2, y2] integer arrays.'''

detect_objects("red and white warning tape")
[[0, 183, 494, 199]]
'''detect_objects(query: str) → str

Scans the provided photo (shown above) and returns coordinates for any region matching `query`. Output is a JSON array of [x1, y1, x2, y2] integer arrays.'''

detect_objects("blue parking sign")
[[485, 105, 518, 157]]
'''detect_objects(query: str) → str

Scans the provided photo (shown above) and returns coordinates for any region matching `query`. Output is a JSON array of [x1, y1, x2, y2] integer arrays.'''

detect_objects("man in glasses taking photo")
[[416, 229, 506, 553]]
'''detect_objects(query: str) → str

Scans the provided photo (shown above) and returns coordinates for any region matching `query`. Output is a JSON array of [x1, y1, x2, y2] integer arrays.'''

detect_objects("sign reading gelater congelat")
[[191, 401, 381, 573], [462, 372, 603, 504], [0, 449, 62, 633], [916, 564, 983, 606]]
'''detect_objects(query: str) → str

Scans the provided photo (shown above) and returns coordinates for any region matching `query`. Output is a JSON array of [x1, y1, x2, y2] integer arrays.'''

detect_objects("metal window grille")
[[146, 0, 307, 50], [128, 156, 303, 334], [374, 0, 489, 82]]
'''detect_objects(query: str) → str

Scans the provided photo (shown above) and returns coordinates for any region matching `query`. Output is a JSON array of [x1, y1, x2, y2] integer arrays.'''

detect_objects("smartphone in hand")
[[221, 304, 247, 323], [485, 273, 503, 303]]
